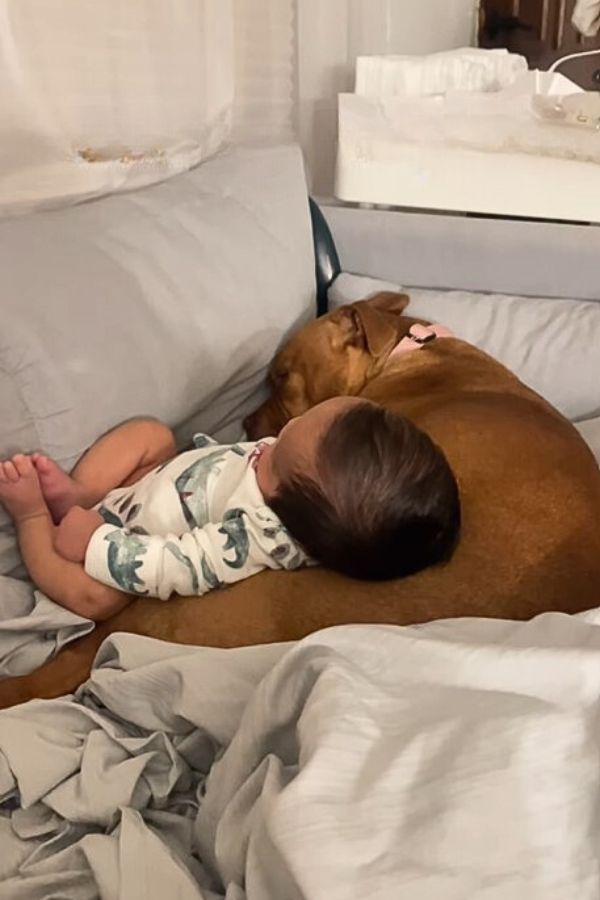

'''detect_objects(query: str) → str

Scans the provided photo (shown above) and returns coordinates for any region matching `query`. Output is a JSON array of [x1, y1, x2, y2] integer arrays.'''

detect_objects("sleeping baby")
[[0, 393, 459, 621]]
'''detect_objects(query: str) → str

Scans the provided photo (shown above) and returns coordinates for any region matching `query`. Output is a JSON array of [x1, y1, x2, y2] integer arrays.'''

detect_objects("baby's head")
[[256, 397, 460, 581]]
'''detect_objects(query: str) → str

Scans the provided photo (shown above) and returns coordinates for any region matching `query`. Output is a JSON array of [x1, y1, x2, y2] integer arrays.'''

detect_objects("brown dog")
[[1, 292, 599, 709], [245, 292, 429, 437]]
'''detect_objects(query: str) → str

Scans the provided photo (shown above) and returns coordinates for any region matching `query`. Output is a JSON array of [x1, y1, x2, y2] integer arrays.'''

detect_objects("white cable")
[[548, 48, 600, 73]]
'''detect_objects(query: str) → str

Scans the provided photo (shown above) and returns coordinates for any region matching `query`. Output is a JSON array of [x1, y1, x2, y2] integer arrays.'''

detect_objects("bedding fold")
[[3, 611, 600, 898]]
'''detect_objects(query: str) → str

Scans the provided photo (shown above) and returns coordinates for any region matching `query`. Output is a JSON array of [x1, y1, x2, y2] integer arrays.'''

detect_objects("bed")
[[1, 142, 599, 898]]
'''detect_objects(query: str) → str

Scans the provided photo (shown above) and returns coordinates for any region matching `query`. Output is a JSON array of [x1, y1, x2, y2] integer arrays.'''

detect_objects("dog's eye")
[[273, 368, 288, 383]]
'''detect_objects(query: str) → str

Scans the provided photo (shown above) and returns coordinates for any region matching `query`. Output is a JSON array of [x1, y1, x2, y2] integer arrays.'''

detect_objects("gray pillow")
[[0, 144, 316, 575], [576, 418, 600, 465], [330, 273, 600, 424]]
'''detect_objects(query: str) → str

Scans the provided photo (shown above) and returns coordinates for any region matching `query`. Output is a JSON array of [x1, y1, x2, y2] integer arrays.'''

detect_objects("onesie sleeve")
[[192, 433, 218, 449], [84, 506, 308, 601]]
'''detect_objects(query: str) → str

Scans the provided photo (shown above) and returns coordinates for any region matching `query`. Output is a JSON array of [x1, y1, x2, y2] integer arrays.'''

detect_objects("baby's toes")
[[12, 454, 34, 478], [31, 453, 48, 471], [3, 461, 19, 483]]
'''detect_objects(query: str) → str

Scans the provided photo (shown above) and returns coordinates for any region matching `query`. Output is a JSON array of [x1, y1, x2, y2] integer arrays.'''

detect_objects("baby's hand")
[[54, 506, 104, 563]]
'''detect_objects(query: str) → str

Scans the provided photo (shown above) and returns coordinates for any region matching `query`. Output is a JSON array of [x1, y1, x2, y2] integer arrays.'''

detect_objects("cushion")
[[576, 418, 600, 465], [330, 273, 600, 424], [323, 205, 600, 304], [0, 144, 315, 575]]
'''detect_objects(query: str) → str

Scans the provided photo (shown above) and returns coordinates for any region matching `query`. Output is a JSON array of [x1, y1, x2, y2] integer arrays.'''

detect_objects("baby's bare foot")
[[31, 454, 86, 523], [0, 455, 49, 523]]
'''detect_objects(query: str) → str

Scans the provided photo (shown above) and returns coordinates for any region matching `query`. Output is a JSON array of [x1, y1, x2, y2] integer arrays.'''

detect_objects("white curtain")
[[0, 0, 477, 212], [233, 0, 296, 142], [0, 0, 234, 214]]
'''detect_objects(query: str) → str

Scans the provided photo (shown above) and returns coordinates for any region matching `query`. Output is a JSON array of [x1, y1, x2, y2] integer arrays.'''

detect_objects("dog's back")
[[361, 338, 600, 616]]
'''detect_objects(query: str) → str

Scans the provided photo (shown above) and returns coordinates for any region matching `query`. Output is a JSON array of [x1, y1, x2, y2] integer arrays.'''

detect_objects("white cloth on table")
[[355, 48, 528, 98]]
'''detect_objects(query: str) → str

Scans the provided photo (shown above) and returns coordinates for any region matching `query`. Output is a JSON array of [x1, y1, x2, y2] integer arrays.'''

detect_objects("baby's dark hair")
[[269, 401, 461, 581]]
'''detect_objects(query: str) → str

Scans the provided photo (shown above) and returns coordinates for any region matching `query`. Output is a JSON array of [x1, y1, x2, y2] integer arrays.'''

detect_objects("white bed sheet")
[[3, 612, 600, 898]]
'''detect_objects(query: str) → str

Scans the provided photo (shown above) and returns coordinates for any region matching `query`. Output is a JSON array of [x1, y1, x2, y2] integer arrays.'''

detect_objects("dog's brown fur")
[[1, 292, 599, 709]]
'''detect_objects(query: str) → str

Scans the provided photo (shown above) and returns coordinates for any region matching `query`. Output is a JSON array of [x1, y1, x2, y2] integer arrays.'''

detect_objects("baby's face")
[[255, 396, 367, 499]]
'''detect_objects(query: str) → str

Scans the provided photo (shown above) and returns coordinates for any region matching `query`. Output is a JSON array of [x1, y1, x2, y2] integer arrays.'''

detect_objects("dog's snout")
[[244, 398, 287, 440], [243, 411, 258, 438], [244, 407, 272, 441]]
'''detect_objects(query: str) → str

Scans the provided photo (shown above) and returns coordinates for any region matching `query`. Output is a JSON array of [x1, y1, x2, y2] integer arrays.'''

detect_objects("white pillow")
[[329, 273, 600, 423]]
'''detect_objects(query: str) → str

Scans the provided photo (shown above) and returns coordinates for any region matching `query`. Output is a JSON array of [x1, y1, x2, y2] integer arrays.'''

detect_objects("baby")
[[0, 397, 460, 621]]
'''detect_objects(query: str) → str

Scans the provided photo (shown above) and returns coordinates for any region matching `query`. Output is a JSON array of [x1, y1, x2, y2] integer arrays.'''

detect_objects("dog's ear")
[[332, 306, 366, 349], [366, 291, 410, 315], [333, 302, 397, 359]]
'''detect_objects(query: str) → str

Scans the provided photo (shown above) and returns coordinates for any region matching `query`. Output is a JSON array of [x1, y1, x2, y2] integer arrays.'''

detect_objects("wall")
[[297, 0, 480, 194]]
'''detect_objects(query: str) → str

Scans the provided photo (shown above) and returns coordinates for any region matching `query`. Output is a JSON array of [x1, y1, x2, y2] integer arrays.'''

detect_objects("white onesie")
[[84, 433, 307, 600]]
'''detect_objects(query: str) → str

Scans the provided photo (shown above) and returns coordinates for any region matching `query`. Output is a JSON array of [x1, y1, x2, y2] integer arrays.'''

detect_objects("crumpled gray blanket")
[[3, 611, 600, 899], [0, 516, 93, 678], [0, 574, 93, 680]]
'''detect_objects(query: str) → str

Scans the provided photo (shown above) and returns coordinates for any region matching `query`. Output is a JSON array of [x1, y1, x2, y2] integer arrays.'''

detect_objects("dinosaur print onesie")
[[84, 434, 307, 600]]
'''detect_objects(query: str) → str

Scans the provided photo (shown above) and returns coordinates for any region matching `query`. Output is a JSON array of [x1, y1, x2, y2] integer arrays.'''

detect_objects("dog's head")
[[244, 291, 411, 439]]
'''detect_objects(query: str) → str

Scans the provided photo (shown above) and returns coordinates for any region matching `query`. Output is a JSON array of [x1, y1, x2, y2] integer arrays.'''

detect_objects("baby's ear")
[[366, 291, 410, 316]]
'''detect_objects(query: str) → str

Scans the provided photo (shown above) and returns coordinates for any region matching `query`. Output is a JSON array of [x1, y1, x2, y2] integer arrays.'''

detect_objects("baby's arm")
[[83, 507, 307, 601]]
